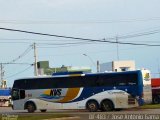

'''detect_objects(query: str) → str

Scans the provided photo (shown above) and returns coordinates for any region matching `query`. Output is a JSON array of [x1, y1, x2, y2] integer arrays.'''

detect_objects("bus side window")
[[20, 90, 25, 99]]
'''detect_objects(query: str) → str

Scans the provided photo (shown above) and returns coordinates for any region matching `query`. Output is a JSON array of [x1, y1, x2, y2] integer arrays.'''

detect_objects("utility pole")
[[97, 60, 100, 73], [33, 43, 38, 76], [116, 36, 119, 61], [0, 63, 4, 88]]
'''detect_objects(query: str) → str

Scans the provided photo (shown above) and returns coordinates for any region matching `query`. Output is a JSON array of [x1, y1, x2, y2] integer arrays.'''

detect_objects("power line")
[[37, 44, 87, 49], [118, 29, 160, 39], [6, 45, 32, 64], [1, 17, 160, 24], [37, 41, 92, 46], [4, 65, 33, 79], [37, 40, 106, 49], [1, 63, 32, 65], [0, 41, 29, 44], [0, 27, 160, 46], [0, 38, 81, 42], [1, 37, 160, 43]]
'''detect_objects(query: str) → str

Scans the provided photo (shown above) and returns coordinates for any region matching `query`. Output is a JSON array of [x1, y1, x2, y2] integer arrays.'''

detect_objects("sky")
[[0, 0, 160, 87]]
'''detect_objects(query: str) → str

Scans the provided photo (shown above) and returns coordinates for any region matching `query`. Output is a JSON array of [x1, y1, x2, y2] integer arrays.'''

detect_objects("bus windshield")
[[12, 89, 19, 100]]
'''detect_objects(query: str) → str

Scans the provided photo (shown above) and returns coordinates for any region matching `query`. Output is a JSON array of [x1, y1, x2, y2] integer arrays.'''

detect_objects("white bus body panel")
[[12, 89, 138, 111]]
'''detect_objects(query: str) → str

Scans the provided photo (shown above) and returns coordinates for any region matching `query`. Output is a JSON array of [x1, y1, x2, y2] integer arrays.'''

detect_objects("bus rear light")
[[128, 95, 136, 104]]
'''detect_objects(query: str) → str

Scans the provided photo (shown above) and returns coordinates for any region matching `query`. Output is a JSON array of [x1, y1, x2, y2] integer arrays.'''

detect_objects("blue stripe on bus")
[[40, 95, 63, 99]]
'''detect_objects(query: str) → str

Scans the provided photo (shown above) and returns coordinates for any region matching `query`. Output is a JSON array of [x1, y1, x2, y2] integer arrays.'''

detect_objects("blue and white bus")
[[11, 69, 152, 112]]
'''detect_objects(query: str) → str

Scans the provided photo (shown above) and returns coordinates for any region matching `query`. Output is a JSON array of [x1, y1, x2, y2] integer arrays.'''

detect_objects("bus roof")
[[14, 70, 141, 81]]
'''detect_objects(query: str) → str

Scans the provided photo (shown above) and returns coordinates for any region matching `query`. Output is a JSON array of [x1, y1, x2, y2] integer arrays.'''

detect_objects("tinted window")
[[13, 72, 138, 89], [97, 73, 138, 86]]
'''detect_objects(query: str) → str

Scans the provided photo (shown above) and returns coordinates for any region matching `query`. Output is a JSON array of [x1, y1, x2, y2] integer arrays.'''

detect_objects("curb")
[[43, 116, 80, 120]]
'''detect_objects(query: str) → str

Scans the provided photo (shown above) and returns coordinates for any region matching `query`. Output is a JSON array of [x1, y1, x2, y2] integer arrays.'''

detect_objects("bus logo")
[[40, 89, 63, 100], [50, 89, 62, 96]]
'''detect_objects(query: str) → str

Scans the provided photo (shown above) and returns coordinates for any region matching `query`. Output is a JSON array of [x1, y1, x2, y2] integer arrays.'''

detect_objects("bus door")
[[12, 89, 25, 100], [11, 89, 26, 110]]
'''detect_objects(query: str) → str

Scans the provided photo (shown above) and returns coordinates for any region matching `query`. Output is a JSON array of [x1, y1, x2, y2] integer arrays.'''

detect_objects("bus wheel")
[[40, 109, 47, 112], [101, 100, 114, 112], [27, 102, 36, 113], [86, 100, 98, 112], [153, 96, 160, 104]]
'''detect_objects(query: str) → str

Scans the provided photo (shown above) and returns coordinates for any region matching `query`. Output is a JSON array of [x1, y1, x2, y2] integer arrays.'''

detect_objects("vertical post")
[[116, 36, 119, 61], [157, 58, 160, 78], [0, 63, 4, 88], [97, 60, 100, 73], [33, 43, 38, 76], [0, 63, 2, 88]]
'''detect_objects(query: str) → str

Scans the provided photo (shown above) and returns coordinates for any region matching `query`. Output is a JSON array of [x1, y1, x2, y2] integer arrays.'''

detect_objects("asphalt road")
[[0, 107, 160, 120]]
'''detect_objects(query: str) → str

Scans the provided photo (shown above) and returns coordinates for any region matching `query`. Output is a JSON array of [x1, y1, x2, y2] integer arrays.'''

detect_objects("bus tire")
[[153, 96, 160, 104], [26, 102, 36, 113], [100, 100, 114, 112], [40, 109, 47, 112], [86, 100, 99, 112]]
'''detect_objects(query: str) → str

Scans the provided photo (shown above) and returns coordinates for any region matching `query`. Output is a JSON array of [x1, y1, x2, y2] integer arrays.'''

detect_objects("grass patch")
[[0, 114, 71, 120], [140, 104, 160, 109]]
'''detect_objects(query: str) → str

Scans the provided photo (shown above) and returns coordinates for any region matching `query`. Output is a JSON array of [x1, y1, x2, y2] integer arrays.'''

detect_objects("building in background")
[[100, 60, 135, 72], [37, 61, 91, 75]]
